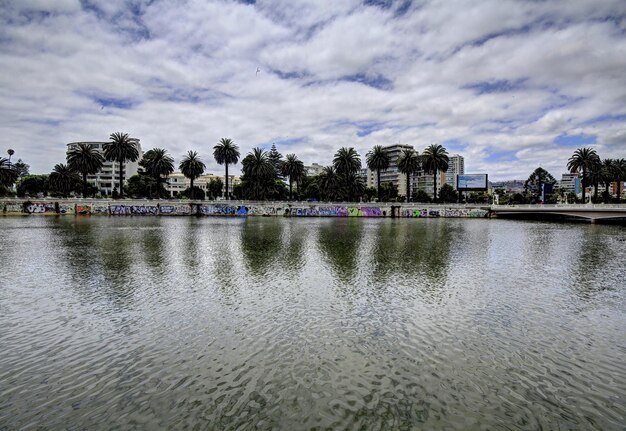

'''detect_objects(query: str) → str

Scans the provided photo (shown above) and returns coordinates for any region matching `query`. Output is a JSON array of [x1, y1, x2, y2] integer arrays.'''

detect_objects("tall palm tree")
[[7, 149, 14, 165], [67, 143, 105, 198], [49, 163, 80, 198], [318, 166, 340, 201], [103, 132, 140, 198], [613, 158, 626, 202], [567, 147, 599, 203], [0, 157, 18, 187], [333, 147, 361, 201], [213, 138, 240, 200], [421, 144, 449, 202], [600, 158, 615, 203], [140, 148, 174, 199], [241, 147, 274, 200], [179, 151, 206, 200], [397, 148, 421, 202], [281, 154, 305, 200], [366, 145, 390, 202]]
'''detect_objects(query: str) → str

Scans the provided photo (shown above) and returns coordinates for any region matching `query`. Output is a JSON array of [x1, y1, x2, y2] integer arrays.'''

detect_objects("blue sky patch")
[[340, 73, 393, 91], [463, 79, 527, 95], [95, 97, 136, 110], [553, 133, 597, 147], [485, 149, 518, 162]]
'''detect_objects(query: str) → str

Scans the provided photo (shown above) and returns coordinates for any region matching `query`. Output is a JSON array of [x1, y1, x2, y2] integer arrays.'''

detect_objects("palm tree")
[[7, 149, 14, 165], [318, 166, 340, 201], [613, 158, 626, 202], [281, 154, 305, 200], [49, 163, 80, 198], [179, 151, 206, 200], [213, 138, 240, 200], [140, 148, 174, 199], [397, 148, 421, 203], [567, 147, 599, 203], [600, 159, 615, 203], [67, 143, 105, 198], [333, 147, 361, 201], [366, 145, 390, 202], [241, 147, 274, 200], [0, 157, 18, 187], [421, 144, 449, 202], [103, 132, 140, 198]]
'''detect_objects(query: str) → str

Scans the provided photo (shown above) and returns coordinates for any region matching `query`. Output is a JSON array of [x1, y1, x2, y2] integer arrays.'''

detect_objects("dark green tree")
[[439, 183, 458, 203], [280, 153, 305, 200], [318, 166, 341, 201], [140, 148, 174, 199], [397, 148, 420, 202], [67, 143, 105, 198], [268, 143, 283, 179], [179, 151, 205, 200], [600, 158, 615, 203], [567, 147, 599, 203], [213, 138, 240, 200], [12, 159, 29, 179], [524, 167, 556, 203], [412, 189, 431, 203], [333, 147, 362, 201], [612, 158, 626, 202], [103, 132, 140, 198], [49, 164, 80, 198], [366, 145, 390, 202], [207, 178, 224, 199], [421, 144, 449, 202], [16, 175, 48, 197], [0, 157, 18, 187], [379, 181, 398, 202], [126, 173, 166, 198], [241, 147, 274, 200]]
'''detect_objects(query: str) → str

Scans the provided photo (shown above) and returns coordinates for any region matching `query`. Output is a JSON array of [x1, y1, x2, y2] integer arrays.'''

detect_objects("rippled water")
[[0, 216, 624, 430]]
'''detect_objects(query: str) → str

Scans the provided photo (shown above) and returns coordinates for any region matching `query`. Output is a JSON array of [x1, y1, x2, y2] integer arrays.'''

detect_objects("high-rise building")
[[560, 173, 580, 195], [445, 154, 465, 190], [66, 139, 143, 196], [365, 144, 415, 198]]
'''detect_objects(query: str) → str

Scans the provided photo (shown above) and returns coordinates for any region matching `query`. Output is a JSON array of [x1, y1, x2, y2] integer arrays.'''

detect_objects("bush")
[[181, 186, 205, 200]]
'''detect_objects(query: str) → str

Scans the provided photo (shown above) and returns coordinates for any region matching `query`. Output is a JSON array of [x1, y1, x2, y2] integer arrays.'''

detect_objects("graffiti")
[[199, 205, 236, 216], [361, 207, 382, 217], [92, 205, 109, 215], [3, 204, 22, 214], [468, 209, 488, 218], [347, 207, 362, 217], [291, 207, 319, 217], [159, 204, 192, 215], [110, 205, 131, 215], [58, 204, 74, 214], [130, 205, 158, 215], [25, 202, 55, 214], [76, 205, 91, 215], [319, 207, 348, 217], [247, 206, 279, 216]]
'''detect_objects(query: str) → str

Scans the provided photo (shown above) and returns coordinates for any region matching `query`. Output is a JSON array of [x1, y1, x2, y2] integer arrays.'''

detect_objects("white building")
[[66, 140, 143, 196], [364, 144, 415, 198], [560, 173, 580, 195], [445, 154, 465, 190], [304, 163, 325, 176], [165, 172, 241, 198]]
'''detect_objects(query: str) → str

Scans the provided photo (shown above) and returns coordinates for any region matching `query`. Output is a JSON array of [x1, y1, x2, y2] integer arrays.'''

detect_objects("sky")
[[1, 0, 625, 180]]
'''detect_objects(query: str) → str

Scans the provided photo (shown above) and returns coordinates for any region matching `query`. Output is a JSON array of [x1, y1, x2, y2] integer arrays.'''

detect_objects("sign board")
[[457, 174, 488, 191]]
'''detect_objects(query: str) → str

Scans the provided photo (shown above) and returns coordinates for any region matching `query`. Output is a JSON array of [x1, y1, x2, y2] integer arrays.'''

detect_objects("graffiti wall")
[[25, 202, 56, 214], [318, 207, 347, 217], [2, 203, 23, 214], [159, 204, 195, 215], [401, 207, 489, 218], [199, 205, 237, 216], [58, 203, 75, 215]]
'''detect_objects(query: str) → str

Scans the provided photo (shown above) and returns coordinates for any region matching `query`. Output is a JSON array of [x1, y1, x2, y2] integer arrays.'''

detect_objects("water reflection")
[[317, 218, 364, 283], [240, 218, 284, 277]]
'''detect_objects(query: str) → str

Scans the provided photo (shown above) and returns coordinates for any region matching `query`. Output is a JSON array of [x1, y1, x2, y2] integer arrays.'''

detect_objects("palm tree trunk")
[[581, 168, 586, 203], [156, 175, 160, 199], [618, 177, 622, 202], [289, 178, 293, 200], [433, 170, 438, 203], [82, 172, 88, 198], [405, 172, 410, 203], [225, 163, 229, 200], [377, 168, 381, 202], [190, 178, 195, 200], [119, 160, 124, 198], [594, 181, 598, 203], [605, 182, 610, 203]]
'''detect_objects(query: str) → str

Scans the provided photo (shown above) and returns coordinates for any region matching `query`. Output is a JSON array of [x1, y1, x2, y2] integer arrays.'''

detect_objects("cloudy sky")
[[1, 0, 625, 180]]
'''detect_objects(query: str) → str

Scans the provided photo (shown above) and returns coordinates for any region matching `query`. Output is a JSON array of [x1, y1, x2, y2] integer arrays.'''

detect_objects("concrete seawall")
[[1, 199, 491, 218]]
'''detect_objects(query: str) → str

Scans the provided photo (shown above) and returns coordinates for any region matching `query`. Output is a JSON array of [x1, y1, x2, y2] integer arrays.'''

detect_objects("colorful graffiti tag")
[[159, 204, 194, 215], [25, 202, 56, 214]]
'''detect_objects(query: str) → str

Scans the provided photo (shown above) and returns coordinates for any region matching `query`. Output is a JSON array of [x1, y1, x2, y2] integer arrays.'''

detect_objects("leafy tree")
[[103, 132, 140, 198], [421, 144, 449, 202], [363, 186, 378, 202], [366, 145, 390, 202], [0, 157, 18, 187], [16, 175, 48, 197], [241, 147, 274, 200], [439, 183, 458, 203], [397, 148, 420, 202], [140, 148, 174, 199], [379, 181, 398, 202], [49, 164, 80, 198], [600, 158, 615, 203], [333, 147, 362, 201], [179, 151, 205, 200], [12, 159, 29, 179], [524, 167, 556, 203], [180, 186, 205, 200], [567, 147, 599, 203], [613, 158, 626, 202], [67, 143, 105, 198], [281, 153, 305, 200], [341, 172, 365, 202], [126, 173, 163, 198], [213, 138, 240, 200], [207, 178, 224, 200], [412, 189, 431, 203], [232, 183, 243, 200]]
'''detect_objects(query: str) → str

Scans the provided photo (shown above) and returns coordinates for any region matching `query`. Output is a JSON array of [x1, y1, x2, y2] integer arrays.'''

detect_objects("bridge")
[[490, 204, 626, 223]]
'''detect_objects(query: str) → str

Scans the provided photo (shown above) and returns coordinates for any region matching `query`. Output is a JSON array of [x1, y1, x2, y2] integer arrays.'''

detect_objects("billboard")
[[457, 174, 488, 191]]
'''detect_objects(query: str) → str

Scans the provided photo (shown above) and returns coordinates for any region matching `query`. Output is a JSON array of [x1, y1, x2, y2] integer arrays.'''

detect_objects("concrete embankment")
[[1, 199, 491, 218]]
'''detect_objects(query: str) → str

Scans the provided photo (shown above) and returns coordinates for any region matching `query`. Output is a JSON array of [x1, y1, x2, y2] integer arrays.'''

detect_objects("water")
[[0, 216, 624, 430]]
